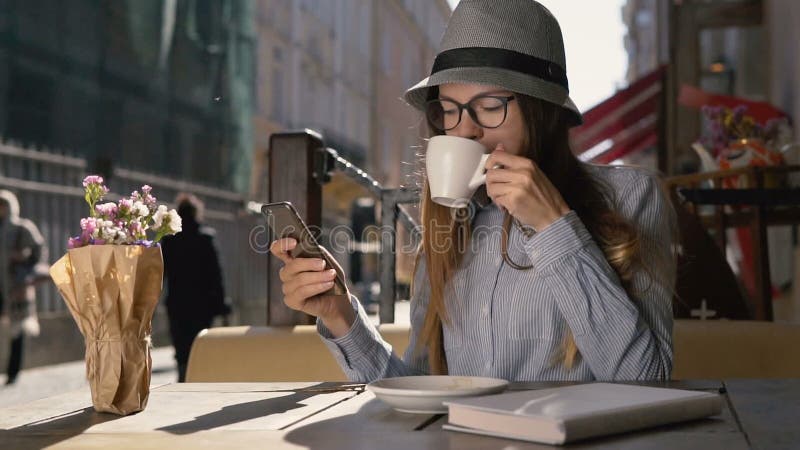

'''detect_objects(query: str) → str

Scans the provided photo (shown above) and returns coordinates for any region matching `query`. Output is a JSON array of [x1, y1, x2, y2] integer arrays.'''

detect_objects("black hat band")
[[431, 47, 569, 92]]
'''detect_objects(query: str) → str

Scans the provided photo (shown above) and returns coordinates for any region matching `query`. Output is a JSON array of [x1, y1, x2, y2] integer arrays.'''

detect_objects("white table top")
[[0, 380, 796, 449]]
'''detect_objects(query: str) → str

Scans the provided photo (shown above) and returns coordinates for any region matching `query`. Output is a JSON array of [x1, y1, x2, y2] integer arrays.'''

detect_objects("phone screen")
[[263, 202, 323, 259]]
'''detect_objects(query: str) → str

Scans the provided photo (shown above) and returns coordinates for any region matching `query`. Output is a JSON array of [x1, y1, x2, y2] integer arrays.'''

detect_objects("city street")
[[0, 346, 177, 409]]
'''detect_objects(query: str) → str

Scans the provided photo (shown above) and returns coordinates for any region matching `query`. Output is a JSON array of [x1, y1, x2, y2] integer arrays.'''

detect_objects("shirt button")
[[485, 362, 491, 370], [482, 306, 489, 316]]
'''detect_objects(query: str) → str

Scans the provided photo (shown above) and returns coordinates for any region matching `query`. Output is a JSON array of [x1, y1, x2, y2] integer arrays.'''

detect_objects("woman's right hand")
[[269, 238, 356, 337]]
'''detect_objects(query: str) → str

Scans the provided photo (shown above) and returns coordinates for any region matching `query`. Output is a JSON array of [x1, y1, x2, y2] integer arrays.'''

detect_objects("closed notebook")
[[443, 383, 723, 445]]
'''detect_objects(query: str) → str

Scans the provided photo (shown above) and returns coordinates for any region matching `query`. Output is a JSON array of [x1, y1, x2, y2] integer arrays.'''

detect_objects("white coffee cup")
[[425, 135, 490, 208]]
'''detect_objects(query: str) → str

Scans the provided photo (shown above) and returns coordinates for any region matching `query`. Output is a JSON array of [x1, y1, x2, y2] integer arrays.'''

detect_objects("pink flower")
[[132, 186, 158, 210], [128, 219, 145, 239], [82, 175, 104, 187], [80, 217, 98, 235], [144, 194, 157, 209], [118, 198, 133, 215], [95, 202, 119, 220], [68, 236, 86, 249]]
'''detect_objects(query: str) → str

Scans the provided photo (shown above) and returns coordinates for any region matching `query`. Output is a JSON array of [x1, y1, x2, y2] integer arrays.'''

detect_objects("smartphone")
[[262, 201, 347, 296]]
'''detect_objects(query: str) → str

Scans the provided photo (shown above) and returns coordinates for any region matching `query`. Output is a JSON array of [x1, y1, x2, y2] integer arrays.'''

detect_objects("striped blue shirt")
[[318, 164, 676, 382]]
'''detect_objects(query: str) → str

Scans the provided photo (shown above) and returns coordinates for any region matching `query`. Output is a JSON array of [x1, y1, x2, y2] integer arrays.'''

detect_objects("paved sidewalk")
[[0, 346, 177, 409]]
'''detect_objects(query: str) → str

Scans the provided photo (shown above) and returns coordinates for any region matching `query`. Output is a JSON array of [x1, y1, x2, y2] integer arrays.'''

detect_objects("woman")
[[162, 193, 228, 382], [0, 190, 46, 385], [270, 0, 676, 382]]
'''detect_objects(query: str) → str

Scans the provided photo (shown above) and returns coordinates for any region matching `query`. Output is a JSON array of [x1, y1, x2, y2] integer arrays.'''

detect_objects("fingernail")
[[317, 259, 326, 269], [287, 238, 297, 247], [328, 269, 336, 277]]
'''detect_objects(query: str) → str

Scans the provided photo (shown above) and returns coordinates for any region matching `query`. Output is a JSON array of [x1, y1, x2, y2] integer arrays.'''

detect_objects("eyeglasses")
[[425, 95, 516, 132]]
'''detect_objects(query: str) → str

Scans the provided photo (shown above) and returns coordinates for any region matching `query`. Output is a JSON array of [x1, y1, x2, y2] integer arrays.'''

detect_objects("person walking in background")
[[161, 193, 228, 382], [0, 190, 47, 385]]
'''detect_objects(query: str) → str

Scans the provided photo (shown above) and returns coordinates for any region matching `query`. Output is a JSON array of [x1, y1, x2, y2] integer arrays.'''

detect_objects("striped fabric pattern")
[[318, 163, 676, 382]]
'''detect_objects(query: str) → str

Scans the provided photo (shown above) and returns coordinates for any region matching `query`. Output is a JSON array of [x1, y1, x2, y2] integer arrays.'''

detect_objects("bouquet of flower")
[[49, 176, 181, 415], [69, 175, 182, 247], [700, 105, 788, 159]]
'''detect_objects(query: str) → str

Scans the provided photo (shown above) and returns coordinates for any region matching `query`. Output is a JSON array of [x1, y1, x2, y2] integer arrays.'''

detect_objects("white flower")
[[152, 205, 169, 229], [115, 229, 129, 244], [167, 209, 182, 233], [132, 201, 150, 218]]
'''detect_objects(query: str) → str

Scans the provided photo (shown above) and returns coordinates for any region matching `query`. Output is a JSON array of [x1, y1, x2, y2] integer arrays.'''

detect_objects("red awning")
[[678, 84, 789, 124], [571, 66, 665, 164]]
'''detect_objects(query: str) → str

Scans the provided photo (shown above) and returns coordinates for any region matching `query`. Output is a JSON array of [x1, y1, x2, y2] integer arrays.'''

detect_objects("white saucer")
[[366, 375, 509, 414]]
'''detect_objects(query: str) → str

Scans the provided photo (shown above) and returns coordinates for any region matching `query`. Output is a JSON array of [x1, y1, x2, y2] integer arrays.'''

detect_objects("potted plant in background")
[[49, 176, 182, 415]]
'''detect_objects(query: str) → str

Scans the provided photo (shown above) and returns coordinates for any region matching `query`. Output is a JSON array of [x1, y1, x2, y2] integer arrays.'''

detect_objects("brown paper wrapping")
[[49, 245, 163, 415]]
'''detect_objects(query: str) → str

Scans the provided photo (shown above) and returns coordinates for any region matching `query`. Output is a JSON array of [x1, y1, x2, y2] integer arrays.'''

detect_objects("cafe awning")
[[571, 65, 666, 164], [677, 83, 789, 123]]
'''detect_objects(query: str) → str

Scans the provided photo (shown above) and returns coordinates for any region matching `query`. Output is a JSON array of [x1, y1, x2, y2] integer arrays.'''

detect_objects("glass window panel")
[[699, 26, 767, 100]]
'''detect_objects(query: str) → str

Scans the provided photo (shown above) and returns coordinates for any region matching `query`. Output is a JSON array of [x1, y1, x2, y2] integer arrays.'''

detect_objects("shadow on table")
[[282, 394, 740, 450], [283, 395, 447, 449], [157, 383, 349, 435], [0, 407, 122, 449], [285, 415, 737, 450]]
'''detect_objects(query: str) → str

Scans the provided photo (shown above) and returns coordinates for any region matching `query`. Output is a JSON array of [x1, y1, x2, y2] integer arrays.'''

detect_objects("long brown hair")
[[415, 91, 647, 374]]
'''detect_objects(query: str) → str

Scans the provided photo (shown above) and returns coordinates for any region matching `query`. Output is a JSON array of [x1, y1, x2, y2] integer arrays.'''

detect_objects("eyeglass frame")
[[425, 95, 516, 132]]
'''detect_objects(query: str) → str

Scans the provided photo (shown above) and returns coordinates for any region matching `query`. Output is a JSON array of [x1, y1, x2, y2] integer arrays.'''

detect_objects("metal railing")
[[265, 131, 424, 324], [322, 148, 421, 323]]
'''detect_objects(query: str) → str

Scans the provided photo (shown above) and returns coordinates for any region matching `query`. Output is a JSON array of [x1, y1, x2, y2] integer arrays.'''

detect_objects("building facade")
[[250, 0, 449, 299], [0, 0, 256, 192], [371, 0, 450, 188], [622, 0, 669, 84], [251, 0, 450, 200]]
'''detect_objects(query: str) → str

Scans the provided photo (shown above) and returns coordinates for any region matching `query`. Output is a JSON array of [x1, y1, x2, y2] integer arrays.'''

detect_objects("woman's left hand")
[[485, 144, 571, 231]]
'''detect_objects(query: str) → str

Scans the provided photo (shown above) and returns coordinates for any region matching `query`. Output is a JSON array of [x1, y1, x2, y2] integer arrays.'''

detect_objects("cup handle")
[[468, 154, 491, 191]]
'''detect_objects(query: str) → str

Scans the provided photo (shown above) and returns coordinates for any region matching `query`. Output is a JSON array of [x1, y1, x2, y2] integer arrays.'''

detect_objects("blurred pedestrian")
[[0, 190, 47, 385], [161, 193, 228, 382]]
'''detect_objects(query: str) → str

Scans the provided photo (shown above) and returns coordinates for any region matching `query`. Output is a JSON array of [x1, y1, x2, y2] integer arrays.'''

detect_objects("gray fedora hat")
[[404, 0, 582, 126]]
